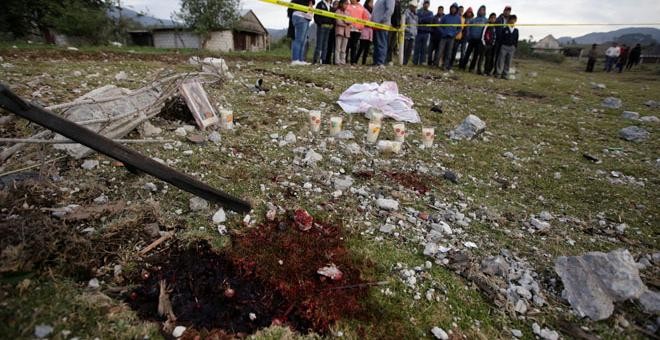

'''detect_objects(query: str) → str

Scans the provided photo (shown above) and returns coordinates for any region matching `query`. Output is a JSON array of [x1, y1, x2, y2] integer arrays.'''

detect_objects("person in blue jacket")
[[427, 6, 444, 66], [436, 3, 461, 70], [459, 5, 487, 71], [412, 0, 433, 65]]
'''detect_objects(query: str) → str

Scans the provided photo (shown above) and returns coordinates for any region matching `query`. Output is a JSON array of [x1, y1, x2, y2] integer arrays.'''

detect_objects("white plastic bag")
[[337, 81, 421, 123]]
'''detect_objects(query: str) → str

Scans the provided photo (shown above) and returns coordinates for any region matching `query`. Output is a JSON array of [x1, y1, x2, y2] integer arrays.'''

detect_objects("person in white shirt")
[[604, 42, 620, 72]]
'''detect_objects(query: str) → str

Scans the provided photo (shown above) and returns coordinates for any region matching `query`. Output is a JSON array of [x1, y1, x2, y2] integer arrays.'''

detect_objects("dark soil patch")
[[159, 96, 196, 124], [383, 171, 436, 194], [511, 89, 547, 100], [128, 212, 370, 337], [0, 180, 161, 279]]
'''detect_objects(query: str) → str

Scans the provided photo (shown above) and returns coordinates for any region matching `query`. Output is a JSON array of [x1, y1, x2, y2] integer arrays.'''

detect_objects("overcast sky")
[[121, 0, 660, 39]]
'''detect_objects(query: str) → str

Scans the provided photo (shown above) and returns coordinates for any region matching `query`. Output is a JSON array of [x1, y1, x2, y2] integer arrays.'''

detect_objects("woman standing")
[[334, 0, 351, 65], [355, 0, 374, 65], [291, 0, 316, 65]]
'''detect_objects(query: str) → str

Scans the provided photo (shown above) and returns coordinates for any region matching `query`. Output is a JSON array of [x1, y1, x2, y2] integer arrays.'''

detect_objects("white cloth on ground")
[[337, 81, 421, 123]]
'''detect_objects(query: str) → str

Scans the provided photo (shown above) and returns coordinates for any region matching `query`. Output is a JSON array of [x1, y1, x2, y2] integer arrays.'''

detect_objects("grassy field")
[[0, 43, 658, 339]]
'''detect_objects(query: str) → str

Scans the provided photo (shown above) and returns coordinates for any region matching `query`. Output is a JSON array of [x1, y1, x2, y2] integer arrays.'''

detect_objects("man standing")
[[493, 5, 511, 67], [460, 5, 487, 72], [617, 44, 629, 73], [586, 44, 597, 73], [371, 0, 396, 66], [494, 14, 518, 79], [450, 6, 468, 68], [412, 0, 433, 65], [313, 0, 334, 64], [427, 6, 444, 66], [437, 3, 461, 70], [626, 43, 642, 70], [604, 42, 620, 72], [385, 0, 401, 64], [403, 1, 418, 65]]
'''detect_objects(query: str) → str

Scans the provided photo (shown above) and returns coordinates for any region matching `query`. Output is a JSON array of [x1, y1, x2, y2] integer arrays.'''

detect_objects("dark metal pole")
[[0, 83, 252, 213]]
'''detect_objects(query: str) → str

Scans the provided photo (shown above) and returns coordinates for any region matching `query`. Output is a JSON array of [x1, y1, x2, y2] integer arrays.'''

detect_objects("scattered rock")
[[172, 325, 186, 338], [481, 256, 510, 277], [511, 329, 523, 338], [619, 126, 649, 142], [431, 326, 449, 339], [303, 149, 323, 166], [554, 249, 647, 320], [449, 114, 486, 140], [601, 97, 622, 109], [174, 127, 187, 137], [143, 182, 158, 192], [333, 176, 354, 191], [284, 131, 297, 144], [376, 198, 399, 211], [530, 217, 551, 231], [443, 170, 458, 183], [208, 131, 222, 143], [621, 111, 640, 120], [640, 115, 659, 123], [423, 242, 439, 256], [379, 224, 396, 234], [212, 208, 226, 224], [140, 121, 162, 137], [187, 134, 206, 144], [639, 290, 660, 313], [114, 71, 128, 81], [81, 159, 99, 170], [34, 324, 54, 338], [317, 263, 343, 281], [645, 100, 659, 108], [88, 278, 100, 289], [189, 197, 209, 211], [93, 193, 108, 204], [591, 82, 606, 90]]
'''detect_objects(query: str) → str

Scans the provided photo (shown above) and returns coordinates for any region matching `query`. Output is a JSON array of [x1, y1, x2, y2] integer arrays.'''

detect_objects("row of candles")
[[308, 110, 435, 153]]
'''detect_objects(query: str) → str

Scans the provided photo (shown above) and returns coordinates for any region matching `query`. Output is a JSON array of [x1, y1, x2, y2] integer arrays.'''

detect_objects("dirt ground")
[[0, 45, 659, 339]]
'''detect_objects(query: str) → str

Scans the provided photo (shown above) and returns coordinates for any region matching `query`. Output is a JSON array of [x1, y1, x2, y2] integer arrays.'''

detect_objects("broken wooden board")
[[180, 80, 219, 130]]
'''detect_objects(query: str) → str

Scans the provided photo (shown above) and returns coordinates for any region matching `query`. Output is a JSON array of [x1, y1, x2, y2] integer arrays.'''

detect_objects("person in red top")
[[345, 0, 370, 64]]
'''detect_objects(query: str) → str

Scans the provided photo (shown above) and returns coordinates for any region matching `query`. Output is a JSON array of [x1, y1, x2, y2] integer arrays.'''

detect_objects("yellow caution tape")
[[259, 0, 400, 31], [260, 0, 660, 30]]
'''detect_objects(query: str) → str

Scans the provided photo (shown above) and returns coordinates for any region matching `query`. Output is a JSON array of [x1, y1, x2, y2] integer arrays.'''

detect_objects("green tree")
[[177, 0, 241, 39], [0, 0, 110, 42]]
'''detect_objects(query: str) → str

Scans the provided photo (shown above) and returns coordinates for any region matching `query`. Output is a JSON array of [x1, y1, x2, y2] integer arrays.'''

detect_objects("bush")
[[532, 52, 565, 64], [47, 1, 112, 44]]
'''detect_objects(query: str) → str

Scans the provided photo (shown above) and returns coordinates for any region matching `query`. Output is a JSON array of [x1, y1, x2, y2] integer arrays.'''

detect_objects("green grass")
[[0, 44, 658, 339]]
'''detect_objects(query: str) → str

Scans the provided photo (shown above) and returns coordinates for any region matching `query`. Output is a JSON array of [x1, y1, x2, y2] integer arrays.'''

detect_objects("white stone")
[[34, 324, 54, 338], [511, 329, 523, 338], [463, 241, 478, 248], [114, 71, 128, 81], [249, 312, 257, 320], [172, 326, 186, 338], [81, 159, 99, 170], [284, 131, 297, 143], [143, 182, 157, 192], [174, 127, 187, 137], [88, 278, 100, 289], [376, 198, 399, 211], [423, 242, 439, 256], [431, 326, 449, 339], [208, 131, 222, 143], [189, 197, 209, 211], [212, 208, 227, 224]]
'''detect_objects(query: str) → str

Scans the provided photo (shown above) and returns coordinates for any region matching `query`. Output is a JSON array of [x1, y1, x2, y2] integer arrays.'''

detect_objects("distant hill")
[[557, 27, 660, 45], [268, 28, 289, 42], [107, 6, 180, 29]]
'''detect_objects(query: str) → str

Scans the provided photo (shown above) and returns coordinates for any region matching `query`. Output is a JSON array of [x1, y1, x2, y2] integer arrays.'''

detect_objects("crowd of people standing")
[[586, 42, 642, 73], [288, 1, 519, 78]]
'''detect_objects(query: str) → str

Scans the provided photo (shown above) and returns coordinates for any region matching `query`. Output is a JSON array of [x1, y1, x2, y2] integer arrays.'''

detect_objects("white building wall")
[[153, 31, 201, 49], [204, 31, 235, 52]]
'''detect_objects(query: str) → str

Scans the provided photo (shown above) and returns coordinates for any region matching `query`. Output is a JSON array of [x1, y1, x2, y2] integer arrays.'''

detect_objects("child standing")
[[495, 14, 518, 79], [482, 13, 497, 75], [334, 0, 351, 65], [355, 0, 374, 65]]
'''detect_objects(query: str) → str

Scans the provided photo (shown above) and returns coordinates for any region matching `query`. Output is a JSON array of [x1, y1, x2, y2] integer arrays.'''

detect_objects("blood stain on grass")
[[383, 171, 437, 194], [127, 212, 370, 337]]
